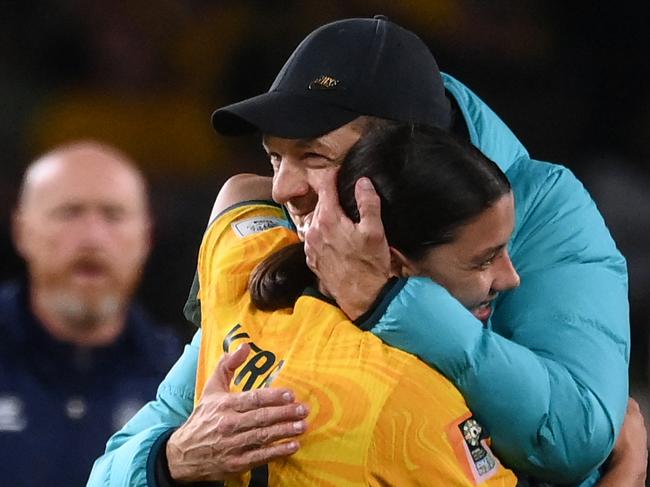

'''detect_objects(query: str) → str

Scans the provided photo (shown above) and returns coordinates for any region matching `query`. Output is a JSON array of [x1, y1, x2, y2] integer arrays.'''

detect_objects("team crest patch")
[[447, 413, 500, 484], [232, 217, 284, 238]]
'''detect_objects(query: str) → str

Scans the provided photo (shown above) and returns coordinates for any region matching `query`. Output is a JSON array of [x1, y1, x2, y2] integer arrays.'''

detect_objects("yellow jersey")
[[195, 202, 517, 487]]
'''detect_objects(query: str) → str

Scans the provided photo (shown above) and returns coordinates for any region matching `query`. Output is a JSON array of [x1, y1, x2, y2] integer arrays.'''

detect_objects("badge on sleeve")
[[447, 413, 500, 485], [232, 217, 285, 238]]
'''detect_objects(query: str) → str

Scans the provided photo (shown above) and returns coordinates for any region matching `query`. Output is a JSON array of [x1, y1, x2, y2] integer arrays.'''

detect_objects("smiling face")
[[264, 120, 364, 239], [397, 192, 519, 322], [13, 144, 151, 330]]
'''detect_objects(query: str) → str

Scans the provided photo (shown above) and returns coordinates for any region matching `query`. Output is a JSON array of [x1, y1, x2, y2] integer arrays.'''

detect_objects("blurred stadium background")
[[1, 0, 649, 438]]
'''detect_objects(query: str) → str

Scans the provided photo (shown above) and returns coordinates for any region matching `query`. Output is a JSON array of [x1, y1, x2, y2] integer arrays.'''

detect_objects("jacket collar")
[[443, 73, 529, 174]]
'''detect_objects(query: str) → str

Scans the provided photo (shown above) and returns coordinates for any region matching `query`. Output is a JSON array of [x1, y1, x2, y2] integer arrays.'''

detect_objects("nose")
[[492, 250, 520, 292], [271, 158, 310, 205], [78, 211, 112, 247]]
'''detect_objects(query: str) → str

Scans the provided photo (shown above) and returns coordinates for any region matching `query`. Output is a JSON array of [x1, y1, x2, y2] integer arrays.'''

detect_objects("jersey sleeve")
[[370, 160, 628, 484]]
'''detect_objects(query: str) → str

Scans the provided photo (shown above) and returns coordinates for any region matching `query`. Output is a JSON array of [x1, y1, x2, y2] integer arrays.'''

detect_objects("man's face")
[[263, 121, 363, 239], [13, 151, 151, 326], [407, 192, 519, 322]]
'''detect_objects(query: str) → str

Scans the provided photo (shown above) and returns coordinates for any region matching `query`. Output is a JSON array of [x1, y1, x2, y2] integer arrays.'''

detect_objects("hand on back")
[[166, 343, 309, 482]]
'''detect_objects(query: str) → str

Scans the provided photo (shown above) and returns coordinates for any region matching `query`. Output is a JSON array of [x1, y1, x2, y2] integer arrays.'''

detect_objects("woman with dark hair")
[[192, 123, 520, 486]]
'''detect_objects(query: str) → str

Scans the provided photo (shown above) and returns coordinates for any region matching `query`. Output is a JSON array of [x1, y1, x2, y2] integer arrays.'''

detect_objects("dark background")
[[2, 0, 649, 428]]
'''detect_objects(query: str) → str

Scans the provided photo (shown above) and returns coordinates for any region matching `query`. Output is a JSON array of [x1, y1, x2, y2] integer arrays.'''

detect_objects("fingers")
[[166, 410, 304, 482], [203, 402, 308, 448], [220, 439, 301, 476], [355, 177, 382, 232], [355, 178, 388, 254], [244, 439, 300, 465], [305, 171, 340, 272], [234, 402, 309, 432], [232, 413, 307, 447], [217, 422, 305, 475], [204, 343, 252, 394], [227, 387, 302, 413], [312, 169, 343, 224], [198, 402, 308, 477]]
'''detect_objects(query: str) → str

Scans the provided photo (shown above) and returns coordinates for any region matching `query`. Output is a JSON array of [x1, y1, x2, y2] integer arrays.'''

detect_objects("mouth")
[[70, 260, 111, 283], [470, 298, 495, 323]]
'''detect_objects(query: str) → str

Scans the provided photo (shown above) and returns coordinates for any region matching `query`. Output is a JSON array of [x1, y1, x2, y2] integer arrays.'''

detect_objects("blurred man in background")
[[0, 141, 182, 486]]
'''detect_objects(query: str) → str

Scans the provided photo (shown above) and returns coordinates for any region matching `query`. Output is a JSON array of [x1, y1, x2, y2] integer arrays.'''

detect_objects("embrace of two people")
[[88, 16, 643, 487]]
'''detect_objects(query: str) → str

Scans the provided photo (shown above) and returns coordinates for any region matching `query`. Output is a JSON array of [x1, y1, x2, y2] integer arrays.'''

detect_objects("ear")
[[389, 247, 418, 278]]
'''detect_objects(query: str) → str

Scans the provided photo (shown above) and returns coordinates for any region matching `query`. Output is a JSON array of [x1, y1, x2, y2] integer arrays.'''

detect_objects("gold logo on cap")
[[309, 75, 340, 90]]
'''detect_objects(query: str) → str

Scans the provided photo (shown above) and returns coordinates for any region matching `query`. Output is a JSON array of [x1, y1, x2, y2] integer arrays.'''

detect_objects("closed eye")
[[476, 250, 502, 270], [477, 258, 495, 270]]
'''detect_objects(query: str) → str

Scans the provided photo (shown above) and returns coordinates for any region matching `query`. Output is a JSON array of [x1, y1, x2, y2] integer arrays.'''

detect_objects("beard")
[[28, 249, 141, 336], [33, 252, 138, 332], [42, 288, 125, 331]]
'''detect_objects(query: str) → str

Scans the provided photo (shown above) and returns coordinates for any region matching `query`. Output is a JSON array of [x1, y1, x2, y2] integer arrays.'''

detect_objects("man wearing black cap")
[[88, 16, 629, 487]]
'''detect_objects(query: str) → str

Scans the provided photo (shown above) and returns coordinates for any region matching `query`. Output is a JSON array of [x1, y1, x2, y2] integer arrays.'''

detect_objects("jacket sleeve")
[[87, 330, 200, 487], [370, 161, 629, 484]]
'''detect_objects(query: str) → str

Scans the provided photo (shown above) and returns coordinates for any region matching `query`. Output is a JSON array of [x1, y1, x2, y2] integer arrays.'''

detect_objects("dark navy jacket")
[[0, 282, 183, 487]]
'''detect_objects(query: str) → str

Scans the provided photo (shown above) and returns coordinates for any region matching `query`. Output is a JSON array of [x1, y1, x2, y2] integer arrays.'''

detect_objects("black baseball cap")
[[212, 16, 451, 139]]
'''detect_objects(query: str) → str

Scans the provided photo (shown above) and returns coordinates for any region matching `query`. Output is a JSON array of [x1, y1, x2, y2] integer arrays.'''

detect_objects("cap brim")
[[212, 91, 361, 139]]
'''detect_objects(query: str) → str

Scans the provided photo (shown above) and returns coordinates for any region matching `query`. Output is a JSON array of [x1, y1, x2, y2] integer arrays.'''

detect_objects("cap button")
[[373, 14, 389, 21]]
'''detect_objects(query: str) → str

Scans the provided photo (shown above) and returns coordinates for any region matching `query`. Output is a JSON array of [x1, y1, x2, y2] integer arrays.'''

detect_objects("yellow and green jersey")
[[195, 202, 517, 487]]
